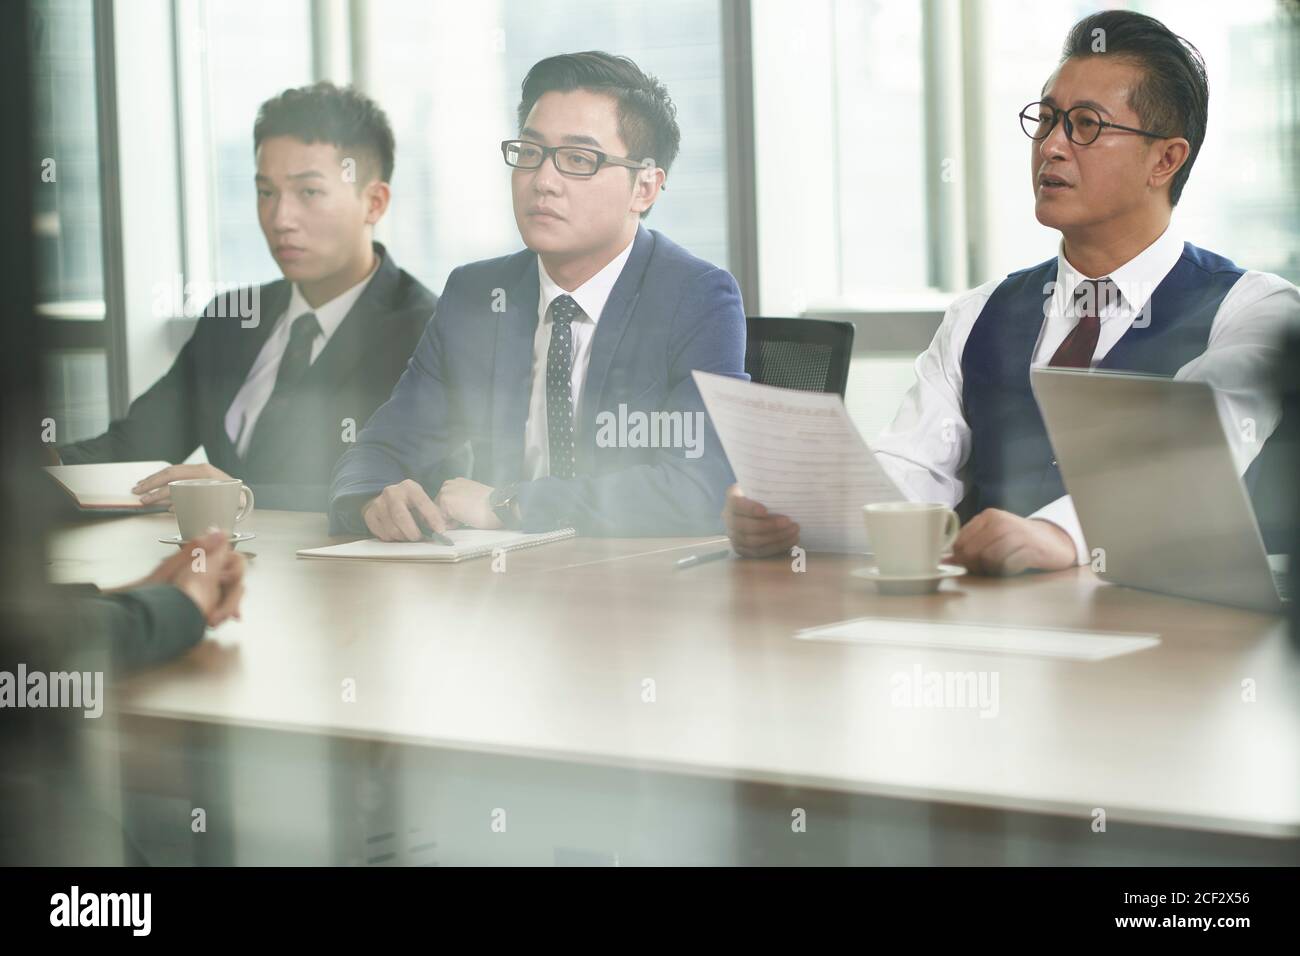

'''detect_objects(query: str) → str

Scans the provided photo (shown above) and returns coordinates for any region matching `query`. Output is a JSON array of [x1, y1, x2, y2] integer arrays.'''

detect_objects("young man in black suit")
[[56, 83, 437, 511]]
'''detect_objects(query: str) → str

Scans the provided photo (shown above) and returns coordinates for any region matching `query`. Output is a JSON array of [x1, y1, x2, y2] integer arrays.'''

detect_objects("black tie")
[[546, 295, 581, 479], [244, 311, 320, 462], [273, 311, 322, 393]]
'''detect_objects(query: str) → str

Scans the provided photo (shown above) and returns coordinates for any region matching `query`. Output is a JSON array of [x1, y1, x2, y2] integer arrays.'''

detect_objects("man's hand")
[[952, 508, 1077, 576], [104, 548, 190, 592], [134, 463, 232, 506], [722, 484, 799, 558], [435, 478, 501, 531], [362, 479, 451, 541], [172, 529, 247, 626], [111, 529, 246, 627]]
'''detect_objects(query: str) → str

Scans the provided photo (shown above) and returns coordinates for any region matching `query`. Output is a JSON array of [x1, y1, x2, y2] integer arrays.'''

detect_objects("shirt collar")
[[1055, 224, 1184, 316], [283, 251, 381, 340], [537, 235, 636, 325]]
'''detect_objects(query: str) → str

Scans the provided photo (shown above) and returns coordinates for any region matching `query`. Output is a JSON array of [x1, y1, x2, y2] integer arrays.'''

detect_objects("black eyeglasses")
[[501, 139, 652, 178], [1019, 101, 1170, 146]]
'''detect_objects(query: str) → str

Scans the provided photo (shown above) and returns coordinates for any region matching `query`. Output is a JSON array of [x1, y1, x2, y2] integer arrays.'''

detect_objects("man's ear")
[[630, 162, 666, 216], [1148, 137, 1190, 197], [362, 179, 391, 225]]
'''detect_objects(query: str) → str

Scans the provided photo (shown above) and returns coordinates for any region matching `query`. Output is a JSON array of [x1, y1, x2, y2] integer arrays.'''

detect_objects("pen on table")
[[412, 510, 455, 546], [675, 548, 732, 570]]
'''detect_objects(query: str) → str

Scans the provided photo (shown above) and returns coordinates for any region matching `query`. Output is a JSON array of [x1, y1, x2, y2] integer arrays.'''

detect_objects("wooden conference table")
[[49, 510, 1300, 865]]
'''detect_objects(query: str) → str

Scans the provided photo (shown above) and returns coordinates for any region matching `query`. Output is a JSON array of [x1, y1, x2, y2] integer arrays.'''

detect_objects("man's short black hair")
[[517, 51, 681, 216], [1059, 10, 1208, 206], [254, 82, 395, 184]]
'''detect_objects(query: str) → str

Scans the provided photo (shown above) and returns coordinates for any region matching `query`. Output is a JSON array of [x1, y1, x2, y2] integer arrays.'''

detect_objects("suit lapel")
[[300, 242, 401, 392], [1015, 259, 1059, 379], [204, 278, 288, 475], [222, 279, 289, 412], [577, 226, 654, 447], [240, 245, 396, 474], [489, 256, 542, 484]]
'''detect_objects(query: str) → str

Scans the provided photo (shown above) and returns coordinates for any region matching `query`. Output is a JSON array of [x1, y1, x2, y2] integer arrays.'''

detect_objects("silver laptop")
[[1031, 368, 1290, 613]]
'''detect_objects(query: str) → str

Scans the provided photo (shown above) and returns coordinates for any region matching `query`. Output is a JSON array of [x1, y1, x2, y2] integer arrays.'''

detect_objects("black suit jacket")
[[58, 243, 436, 511]]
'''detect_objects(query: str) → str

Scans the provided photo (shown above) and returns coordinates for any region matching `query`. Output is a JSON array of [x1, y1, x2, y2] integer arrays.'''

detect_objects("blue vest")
[[958, 242, 1245, 520]]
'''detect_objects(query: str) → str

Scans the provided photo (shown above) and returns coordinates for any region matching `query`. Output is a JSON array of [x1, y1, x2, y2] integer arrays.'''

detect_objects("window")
[[752, 0, 936, 315], [755, 0, 1300, 317], [44, 352, 110, 442], [833, 0, 928, 298], [31, 0, 104, 314], [181, 0, 314, 288], [32, 0, 110, 442]]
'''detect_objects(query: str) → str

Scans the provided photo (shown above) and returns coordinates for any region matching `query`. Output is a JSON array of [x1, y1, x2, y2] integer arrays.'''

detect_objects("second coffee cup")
[[863, 501, 959, 576]]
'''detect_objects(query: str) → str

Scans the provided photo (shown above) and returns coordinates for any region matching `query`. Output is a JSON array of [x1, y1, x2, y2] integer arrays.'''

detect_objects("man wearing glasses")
[[725, 10, 1298, 571], [329, 51, 746, 538]]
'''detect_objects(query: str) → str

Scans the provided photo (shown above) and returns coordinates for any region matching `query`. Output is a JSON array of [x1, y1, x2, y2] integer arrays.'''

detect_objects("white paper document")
[[693, 371, 903, 552], [297, 528, 575, 563], [795, 617, 1161, 661]]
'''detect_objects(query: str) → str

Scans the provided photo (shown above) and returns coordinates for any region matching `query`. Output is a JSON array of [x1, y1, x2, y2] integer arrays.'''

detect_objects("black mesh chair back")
[[744, 317, 855, 398]]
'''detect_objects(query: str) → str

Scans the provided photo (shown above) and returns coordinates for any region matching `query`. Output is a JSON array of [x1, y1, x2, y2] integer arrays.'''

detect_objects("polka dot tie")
[[546, 295, 581, 479]]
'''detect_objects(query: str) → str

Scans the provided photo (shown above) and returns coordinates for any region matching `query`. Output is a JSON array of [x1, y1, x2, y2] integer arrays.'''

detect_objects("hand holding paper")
[[694, 372, 903, 552]]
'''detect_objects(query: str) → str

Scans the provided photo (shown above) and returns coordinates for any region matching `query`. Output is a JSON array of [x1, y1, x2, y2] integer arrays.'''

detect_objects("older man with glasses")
[[724, 9, 1299, 572]]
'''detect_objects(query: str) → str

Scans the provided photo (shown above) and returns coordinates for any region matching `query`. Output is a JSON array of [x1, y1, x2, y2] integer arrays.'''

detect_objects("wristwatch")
[[489, 483, 523, 529]]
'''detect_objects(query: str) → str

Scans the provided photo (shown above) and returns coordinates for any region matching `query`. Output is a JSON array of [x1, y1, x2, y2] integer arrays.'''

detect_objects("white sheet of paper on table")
[[693, 370, 904, 553], [297, 528, 575, 563], [795, 617, 1161, 661]]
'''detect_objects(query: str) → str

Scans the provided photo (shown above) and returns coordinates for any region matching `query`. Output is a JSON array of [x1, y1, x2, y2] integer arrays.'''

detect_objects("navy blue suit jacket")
[[329, 226, 747, 536]]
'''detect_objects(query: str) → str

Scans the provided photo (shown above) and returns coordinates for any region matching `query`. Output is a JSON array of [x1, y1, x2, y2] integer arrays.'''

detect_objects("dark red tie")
[[1049, 278, 1116, 369]]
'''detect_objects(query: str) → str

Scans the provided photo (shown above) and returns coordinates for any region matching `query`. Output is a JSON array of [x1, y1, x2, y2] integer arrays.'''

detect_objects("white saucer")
[[851, 563, 966, 595], [158, 531, 256, 546]]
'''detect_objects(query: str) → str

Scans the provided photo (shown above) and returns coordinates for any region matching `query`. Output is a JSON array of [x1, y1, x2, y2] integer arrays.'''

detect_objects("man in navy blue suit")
[[329, 52, 747, 538]]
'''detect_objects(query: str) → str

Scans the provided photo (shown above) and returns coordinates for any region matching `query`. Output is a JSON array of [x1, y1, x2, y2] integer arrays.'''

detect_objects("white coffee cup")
[[169, 478, 254, 540], [863, 502, 960, 576]]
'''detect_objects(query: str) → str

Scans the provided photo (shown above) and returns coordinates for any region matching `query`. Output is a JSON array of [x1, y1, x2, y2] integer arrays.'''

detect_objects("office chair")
[[744, 316, 855, 398]]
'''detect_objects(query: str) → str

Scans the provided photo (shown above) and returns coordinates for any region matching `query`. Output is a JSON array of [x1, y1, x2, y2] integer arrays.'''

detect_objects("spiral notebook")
[[296, 528, 576, 563]]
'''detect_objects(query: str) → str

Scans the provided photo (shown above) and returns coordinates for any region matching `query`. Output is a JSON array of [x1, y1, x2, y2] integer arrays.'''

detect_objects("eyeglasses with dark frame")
[[1018, 101, 1171, 146], [500, 139, 653, 178]]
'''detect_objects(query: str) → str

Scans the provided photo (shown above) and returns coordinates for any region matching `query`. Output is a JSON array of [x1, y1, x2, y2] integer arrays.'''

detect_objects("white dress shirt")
[[872, 224, 1300, 565], [524, 237, 637, 480], [223, 259, 379, 457]]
